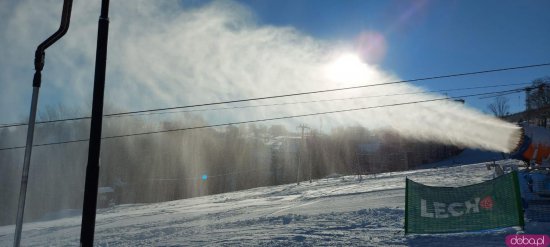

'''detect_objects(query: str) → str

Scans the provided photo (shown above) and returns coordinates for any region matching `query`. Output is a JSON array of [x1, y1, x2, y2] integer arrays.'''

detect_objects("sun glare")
[[325, 53, 367, 84]]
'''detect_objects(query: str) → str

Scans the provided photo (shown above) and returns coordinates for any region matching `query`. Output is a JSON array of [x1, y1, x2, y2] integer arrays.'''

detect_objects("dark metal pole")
[[80, 0, 109, 246], [14, 1, 73, 246]]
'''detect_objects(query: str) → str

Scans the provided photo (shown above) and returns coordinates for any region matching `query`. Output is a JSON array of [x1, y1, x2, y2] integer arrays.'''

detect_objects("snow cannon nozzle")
[[509, 124, 533, 162], [510, 126, 525, 154]]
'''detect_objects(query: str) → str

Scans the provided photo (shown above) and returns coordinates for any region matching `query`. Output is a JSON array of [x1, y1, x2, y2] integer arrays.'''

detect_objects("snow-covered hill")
[[1, 159, 548, 246]]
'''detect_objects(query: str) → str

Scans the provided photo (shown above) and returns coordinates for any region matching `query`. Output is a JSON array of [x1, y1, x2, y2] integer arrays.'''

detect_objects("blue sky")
[[235, 0, 550, 113], [1, 0, 549, 128], [0, 0, 539, 150]]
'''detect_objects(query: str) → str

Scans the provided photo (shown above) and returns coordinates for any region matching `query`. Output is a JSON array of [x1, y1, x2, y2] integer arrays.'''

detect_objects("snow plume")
[[0, 0, 523, 226], [0, 0, 520, 152]]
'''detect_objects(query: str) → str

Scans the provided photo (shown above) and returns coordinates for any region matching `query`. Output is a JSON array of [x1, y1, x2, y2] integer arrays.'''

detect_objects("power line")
[[0, 88, 526, 151], [102, 63, 550, 116], [97, 82, 534, 117], [478, 88, 527, 99], [0, 81, 534, 129], [1, 62, 547, 128]]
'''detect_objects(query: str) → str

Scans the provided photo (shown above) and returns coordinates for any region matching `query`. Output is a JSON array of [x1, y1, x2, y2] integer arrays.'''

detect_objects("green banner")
[[405, 171, 524, 234]]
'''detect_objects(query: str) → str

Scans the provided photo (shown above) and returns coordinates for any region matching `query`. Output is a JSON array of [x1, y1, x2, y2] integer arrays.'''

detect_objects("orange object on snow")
[[511, 124, 550, 165]]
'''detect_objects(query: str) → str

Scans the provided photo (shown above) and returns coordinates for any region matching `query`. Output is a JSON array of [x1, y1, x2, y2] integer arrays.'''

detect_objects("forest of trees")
[[488, 76, 550, 118], [493, 76, 550, 126], [0, 106, 459, 226], [526, 76, 550, 111]]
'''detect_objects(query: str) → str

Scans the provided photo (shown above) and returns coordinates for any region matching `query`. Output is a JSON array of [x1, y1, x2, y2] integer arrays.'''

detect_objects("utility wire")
[[1, 62, 547, 128], [0, 81, 534, 129], [478, 88, 527, 99], [102, 63, 550, 116], [121, 82, 533, 117], [0, 88, 526, 151]]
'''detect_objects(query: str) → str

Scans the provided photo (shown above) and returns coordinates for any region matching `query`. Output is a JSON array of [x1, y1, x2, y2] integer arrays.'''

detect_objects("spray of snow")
[[0, 0, 520, 152], [0, 0, 525, 228]]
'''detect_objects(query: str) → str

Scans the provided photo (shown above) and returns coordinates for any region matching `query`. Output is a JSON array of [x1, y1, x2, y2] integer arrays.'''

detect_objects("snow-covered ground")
[[1, 155, 548, 246]]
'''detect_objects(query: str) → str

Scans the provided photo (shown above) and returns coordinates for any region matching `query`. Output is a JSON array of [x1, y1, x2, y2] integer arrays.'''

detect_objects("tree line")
[[0, 105, 459, 226]]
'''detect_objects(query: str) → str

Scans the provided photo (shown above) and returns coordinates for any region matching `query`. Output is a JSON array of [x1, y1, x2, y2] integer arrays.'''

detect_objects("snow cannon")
[[510, 124, 550, 165]]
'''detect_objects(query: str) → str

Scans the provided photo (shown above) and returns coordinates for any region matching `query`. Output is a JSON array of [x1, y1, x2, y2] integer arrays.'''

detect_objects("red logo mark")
[[480, 196, 494, 209]]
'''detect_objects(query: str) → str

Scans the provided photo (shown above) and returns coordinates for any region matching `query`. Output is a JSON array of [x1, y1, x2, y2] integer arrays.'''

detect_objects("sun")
[[325, 53, 367, 84]]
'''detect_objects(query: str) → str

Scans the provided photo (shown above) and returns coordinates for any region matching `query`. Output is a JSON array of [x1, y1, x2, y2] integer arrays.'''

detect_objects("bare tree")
[[487, 96, 510, 117], [526, 76, 550, 110]]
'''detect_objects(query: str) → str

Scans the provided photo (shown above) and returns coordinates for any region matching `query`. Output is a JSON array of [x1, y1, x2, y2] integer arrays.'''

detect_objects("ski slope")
[[1, 158, 548, 246]]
